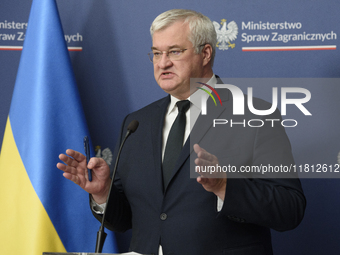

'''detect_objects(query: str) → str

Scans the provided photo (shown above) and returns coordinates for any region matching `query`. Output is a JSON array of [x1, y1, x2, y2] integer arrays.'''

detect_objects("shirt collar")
[[189, 74, 217, 112], [167, 74, 217, 115]]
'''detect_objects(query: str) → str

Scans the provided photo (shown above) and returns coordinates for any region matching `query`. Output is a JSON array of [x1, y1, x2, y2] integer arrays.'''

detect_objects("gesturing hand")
[[194, 144, 227, 201], [57, 149, 111, 204]]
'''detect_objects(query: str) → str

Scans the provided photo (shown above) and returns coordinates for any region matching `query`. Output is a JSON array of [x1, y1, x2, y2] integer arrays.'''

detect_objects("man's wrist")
[[91, 179, 111, 204], [214, 179, 227, 201], [92, 194, 108, 204]]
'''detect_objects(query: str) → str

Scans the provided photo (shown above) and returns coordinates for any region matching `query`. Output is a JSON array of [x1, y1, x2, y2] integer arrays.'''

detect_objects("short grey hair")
[[150, 9, 217, 66]]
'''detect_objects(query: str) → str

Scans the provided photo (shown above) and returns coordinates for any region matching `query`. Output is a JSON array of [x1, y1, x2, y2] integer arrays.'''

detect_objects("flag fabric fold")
[[0, 0, 117, 254]]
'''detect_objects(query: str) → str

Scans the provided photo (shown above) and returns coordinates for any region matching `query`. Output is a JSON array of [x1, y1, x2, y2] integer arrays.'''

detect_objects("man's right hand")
[[57, 149, 111, 204]]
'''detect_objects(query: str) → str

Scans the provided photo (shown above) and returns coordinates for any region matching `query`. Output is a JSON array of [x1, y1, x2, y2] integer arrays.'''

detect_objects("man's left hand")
[[194, 144, 227, 201]]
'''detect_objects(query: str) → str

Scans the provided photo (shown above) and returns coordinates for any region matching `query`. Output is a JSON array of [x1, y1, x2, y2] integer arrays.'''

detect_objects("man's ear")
[[202, 44, 213, 66]]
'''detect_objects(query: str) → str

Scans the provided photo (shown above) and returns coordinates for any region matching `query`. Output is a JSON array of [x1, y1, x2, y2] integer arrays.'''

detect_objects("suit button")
[[160, 213, 167, 220]]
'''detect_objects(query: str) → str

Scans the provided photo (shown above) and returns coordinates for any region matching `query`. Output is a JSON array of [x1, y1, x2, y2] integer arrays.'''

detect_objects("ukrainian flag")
[[0, 0, 117, 254]]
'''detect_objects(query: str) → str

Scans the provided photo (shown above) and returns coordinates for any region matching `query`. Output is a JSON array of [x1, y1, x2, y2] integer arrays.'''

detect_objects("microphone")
[[126, 119, 139, 135], [95, 120, 139, 253]]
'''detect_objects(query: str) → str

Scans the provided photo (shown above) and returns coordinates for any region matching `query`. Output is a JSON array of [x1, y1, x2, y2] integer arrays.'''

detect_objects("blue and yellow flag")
[[0, 0, 117, 254]]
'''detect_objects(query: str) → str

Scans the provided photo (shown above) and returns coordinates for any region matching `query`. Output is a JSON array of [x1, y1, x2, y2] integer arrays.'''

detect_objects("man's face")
[[152, 21, 205, 100]]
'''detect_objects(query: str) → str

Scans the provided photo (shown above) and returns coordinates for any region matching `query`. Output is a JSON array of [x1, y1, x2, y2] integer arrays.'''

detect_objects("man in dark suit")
[[58, 9, 306, 255]]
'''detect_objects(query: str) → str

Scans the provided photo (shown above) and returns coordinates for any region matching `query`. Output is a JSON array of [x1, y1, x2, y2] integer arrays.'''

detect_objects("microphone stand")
[[95, 120, 139, 253]]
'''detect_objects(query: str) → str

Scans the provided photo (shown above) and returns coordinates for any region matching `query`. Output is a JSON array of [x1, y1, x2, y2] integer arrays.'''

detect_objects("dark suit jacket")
[[93, 88, 306, 255]]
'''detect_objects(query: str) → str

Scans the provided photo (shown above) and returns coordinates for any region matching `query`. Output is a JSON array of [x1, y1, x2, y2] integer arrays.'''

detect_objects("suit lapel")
[[189, 89, 229, 153], [151, 96, 170, 193]]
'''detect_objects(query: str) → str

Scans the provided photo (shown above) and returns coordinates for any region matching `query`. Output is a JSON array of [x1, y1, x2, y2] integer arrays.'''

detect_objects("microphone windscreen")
[[127, 120, 139, 133]]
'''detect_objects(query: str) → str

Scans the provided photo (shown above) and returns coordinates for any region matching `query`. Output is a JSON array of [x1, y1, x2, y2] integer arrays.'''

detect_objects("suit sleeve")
[[218, 108, 306, 232]]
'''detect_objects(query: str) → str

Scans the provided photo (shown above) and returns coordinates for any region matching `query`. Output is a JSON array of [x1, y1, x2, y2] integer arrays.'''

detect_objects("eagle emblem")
[[95, 146, 113, 165], [213, 19, 238, 50]]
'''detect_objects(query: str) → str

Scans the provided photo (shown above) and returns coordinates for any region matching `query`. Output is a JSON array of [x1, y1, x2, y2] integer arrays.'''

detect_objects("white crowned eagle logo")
[[213, 19, 238, 50], [95, 146, 113, 165]]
